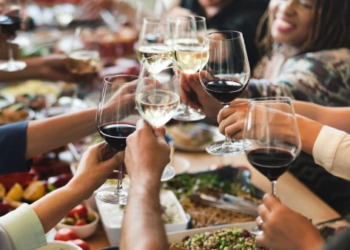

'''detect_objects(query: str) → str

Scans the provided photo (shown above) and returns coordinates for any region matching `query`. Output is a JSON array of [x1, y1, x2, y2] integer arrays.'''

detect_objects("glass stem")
[[271, 180, 277, 196], [184, 102, 190, 116], [8, 41, 15, 67], [114, 163, 123, 195]]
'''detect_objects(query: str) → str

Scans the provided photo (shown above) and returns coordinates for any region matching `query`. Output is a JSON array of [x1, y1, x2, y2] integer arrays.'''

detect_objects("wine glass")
[[96, 74, 140, 205], [199, 30, 250, 156], [64, 27, 101, 111], [135, 57, 179, 181], [172, 15, 207, 122], [244, 97, 301, 235], [0, 0, 26, 72], [137, 17, 173, 73]]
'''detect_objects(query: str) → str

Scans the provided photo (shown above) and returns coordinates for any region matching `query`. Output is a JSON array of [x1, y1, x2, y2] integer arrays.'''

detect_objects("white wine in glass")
[[136, 57, 179, 181], [137, 17, 173, 73], [172, 16, 207, 122]]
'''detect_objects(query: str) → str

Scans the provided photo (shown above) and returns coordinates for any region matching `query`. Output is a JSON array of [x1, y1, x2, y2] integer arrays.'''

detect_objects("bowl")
[[56, 208, 99, 239], [36, 241, 82, 250], [97, 190, 189, 246]]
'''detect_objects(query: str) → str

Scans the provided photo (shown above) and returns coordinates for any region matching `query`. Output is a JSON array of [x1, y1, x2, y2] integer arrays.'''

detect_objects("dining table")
[[85, 150, 341, 249]]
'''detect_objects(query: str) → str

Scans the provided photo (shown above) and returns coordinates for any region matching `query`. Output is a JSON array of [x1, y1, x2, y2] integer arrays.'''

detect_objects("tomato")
[[74, 220, 87, 226], [68, 239, 91, 250], [67, 204, 88, 219], [54, 228, 79, 241]]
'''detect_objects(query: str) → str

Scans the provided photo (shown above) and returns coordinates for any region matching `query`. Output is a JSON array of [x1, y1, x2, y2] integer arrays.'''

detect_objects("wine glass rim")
[[176, 15, 206, 22], [143, 17, 162, 23], [204, 30, 243, 41], [103, 74, 139, 84], [249, 97, 292, 103]]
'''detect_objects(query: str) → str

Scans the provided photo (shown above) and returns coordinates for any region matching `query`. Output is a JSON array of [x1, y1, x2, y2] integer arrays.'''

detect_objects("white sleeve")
[[0, 204, 46, 250], [312, 126, 350, 181]]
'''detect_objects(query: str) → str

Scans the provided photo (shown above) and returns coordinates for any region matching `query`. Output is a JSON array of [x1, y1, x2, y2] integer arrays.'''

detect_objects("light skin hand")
[[121, 120, 169, 250], [256, 194, 324, 250], [180, 73, 222, 118], [218, 100, 295, 141], [217, 100, 248, 140], [125, 119, 170, 181], [32, 142, 124, 233], [69, 142, 125, 198]]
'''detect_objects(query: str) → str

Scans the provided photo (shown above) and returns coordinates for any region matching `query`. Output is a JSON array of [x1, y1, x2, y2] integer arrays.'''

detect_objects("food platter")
[[167, 123, 225, 152]]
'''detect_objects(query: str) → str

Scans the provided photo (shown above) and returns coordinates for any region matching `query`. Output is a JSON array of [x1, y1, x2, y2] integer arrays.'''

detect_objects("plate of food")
[[2, 80, 61, 106], [0, 104, 35, 125], [97, 190, 190, 246], [162, 167, 263, 229], [168, 222, 270, 249], [167, 123, 225, 152]]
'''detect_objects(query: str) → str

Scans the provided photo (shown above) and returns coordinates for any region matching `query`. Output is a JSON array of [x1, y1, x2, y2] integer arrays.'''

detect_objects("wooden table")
[[86, 151, 340, 249]]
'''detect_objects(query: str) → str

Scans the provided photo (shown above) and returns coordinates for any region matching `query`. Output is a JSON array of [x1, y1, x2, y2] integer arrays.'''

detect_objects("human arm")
[[0, 54, 93, 83], [120, 120, 170, 250], [0, 142, 123, 249], [26, 108, 96, 159], [217, 101, 323, 155], [293, 101, 350, 134], [218, 102, 350, 181], [255, 194, 324, 250]]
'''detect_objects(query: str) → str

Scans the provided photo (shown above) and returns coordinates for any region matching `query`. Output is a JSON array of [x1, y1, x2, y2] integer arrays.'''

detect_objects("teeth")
[[276, 19, 293, 29]]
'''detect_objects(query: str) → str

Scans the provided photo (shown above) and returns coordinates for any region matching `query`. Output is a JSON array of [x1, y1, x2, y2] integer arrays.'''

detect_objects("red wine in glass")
[[204, 80, 248, 105], [247, 148, 295, 181], [98, 123, 136, 150], [0, 15, 21, 39]]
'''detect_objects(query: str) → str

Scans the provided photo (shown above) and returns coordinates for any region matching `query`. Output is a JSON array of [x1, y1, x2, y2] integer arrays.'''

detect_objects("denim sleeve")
[[0, 121, 32, 174]]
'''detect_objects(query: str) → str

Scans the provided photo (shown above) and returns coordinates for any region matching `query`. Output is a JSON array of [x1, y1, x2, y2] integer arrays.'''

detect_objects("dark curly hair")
[[256, 0, 350, 57]]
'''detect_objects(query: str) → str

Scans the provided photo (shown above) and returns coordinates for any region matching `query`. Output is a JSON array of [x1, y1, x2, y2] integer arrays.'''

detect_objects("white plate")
[[169, 156, 190, 174], [167, 222, 256, 244], [167, 125, 225, 152]]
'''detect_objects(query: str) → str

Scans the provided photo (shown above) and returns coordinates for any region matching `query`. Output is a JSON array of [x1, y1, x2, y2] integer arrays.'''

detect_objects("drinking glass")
[[96, 74, 140, 204], [0, 0, 26, 72], [199, 31, 250, 156], [244, 97, 301, 234], [173, 15, 207, 121], [136, 57, 179, 181], [137, 17, 173, 73]]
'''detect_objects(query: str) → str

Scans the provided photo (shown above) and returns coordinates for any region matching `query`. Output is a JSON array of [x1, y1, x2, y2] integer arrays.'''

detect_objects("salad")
[[170, 227, 269, 250]]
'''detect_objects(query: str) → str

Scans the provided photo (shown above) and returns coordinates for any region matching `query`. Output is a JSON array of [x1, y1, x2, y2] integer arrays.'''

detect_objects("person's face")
[[198, 0, 228, 8], [269, 0, 316, 47]]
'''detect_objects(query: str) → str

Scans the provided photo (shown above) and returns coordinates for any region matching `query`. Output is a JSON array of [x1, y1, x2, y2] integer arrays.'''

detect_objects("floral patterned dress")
[[246, 48, 350, 107]]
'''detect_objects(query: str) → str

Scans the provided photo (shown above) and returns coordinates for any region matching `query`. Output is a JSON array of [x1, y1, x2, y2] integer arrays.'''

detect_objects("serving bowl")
[[36, 241, 82, 250], [56, 208, 99, 239], [97, 190, 189, 246]]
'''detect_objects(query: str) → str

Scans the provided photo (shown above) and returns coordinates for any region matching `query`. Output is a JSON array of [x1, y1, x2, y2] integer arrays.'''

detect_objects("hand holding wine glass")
[[125, 120, 170, 181], [96, 74, 140, 205], [172, 15, 207, 121], [136, 57, 179, 181], [199, 30, 250, 156], [243, 97, 301, 235]]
